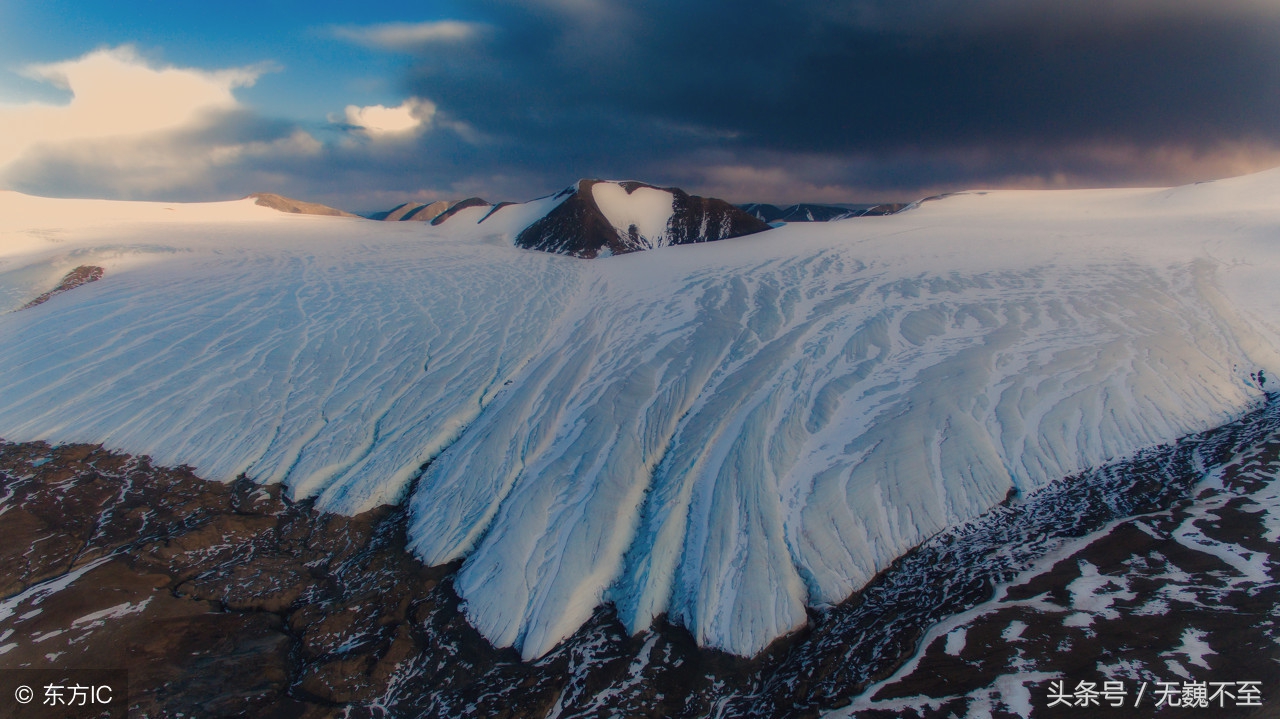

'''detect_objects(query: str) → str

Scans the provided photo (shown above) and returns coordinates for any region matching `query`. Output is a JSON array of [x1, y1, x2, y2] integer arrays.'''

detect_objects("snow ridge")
[[513, 179, 769, 257]]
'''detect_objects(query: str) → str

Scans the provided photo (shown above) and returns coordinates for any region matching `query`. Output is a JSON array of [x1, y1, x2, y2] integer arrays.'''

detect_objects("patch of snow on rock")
[[1166, 627, 1215, 670], [591, 182, 674, 249]]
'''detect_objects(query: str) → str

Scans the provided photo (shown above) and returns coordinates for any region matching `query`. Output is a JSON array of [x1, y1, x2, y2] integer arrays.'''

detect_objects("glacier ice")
[[2, 171, 1280, 659]]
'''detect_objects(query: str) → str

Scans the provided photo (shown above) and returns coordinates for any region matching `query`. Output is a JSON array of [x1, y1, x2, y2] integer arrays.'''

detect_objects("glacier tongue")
[[3, 172, 1280, 659]]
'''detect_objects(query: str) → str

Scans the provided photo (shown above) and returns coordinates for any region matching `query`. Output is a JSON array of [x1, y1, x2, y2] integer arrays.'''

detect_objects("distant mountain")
[[370, 200, 466, 223], [367, 183, 926, 257], [515, 179, 770, 258], [431, 197, 492, 226], [739, 202, 908, 223], [249, 193, 356, 217], [406, 201, 453, 222], [264, 188, 908, 236], [367, 180, 771, 258]]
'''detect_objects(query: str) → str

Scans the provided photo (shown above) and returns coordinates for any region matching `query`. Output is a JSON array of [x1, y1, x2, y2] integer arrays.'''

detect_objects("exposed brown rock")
[[0, 442, 442, 717], [515, 179, 771, 258], [401, 200, 452, 222], [371, 200, 454, 222], [381, 202, 425, 222], [249, 193, 357, 218], [19, 265, 104, 310]]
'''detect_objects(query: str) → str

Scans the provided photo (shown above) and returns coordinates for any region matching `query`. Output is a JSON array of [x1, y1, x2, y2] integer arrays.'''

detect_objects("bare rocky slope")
[[366, 180, 777, 258], [515, 179, 770, 257], [369, 179, 774, 257], [373, 200, 454, 222], [18, 265, 104, 310], [3, 397, 1279, 717]]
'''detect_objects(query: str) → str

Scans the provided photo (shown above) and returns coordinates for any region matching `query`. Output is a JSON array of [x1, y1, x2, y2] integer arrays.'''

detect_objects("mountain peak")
[[516, 179, 770, 258]]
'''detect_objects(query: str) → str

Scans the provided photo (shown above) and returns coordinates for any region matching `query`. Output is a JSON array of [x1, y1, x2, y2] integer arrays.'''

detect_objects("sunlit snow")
[[591, 182, 675, 248], [1, 170, 1279, 659]]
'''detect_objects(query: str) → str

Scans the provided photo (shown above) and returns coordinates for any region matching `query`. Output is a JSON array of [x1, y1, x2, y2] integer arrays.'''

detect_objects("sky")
[[1, 0, 1279, 211]]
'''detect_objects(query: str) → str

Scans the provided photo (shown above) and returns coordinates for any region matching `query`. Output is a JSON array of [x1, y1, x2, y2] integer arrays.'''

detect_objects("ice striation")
[[2, 171, 1280, 660]]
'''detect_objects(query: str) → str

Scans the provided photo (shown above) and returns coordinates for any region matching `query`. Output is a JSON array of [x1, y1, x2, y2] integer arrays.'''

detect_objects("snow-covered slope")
[[1, 171, 1279, 660], [592, 181, 675, 246]]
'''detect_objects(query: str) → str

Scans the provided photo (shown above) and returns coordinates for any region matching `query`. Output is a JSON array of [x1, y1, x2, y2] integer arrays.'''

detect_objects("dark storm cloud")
[[392, 0, 1280, 200], [12, 2, 1278, 208]]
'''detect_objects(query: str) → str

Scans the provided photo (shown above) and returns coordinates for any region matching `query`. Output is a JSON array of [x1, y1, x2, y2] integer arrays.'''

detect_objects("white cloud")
[[342, 98, 436, 137], [0, 46, 331, 200], [0, 46, 267, 168], [0, 45, 457, 205], [332, 21, 485, 52]]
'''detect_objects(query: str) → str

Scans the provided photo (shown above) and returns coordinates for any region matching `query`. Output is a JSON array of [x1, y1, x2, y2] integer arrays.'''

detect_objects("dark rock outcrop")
[[402, 200, 452, 222], [515, 179, 770, 258], [19, 265, 104, 310], [667, 188, 773, 246]]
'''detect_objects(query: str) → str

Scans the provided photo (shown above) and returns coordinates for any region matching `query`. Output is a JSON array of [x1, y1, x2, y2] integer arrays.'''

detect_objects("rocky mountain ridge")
[[739, 201, 908, 224], [513, 179, 770, 257], [367, 179, 772, 257]]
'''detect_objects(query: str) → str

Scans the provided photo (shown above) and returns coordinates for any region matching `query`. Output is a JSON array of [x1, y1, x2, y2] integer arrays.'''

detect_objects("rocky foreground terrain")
[[2, 398, 1280, 717]]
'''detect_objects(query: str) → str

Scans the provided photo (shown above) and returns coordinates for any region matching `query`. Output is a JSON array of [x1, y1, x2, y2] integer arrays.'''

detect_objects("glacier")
[[1, 171, 1279, 660]]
